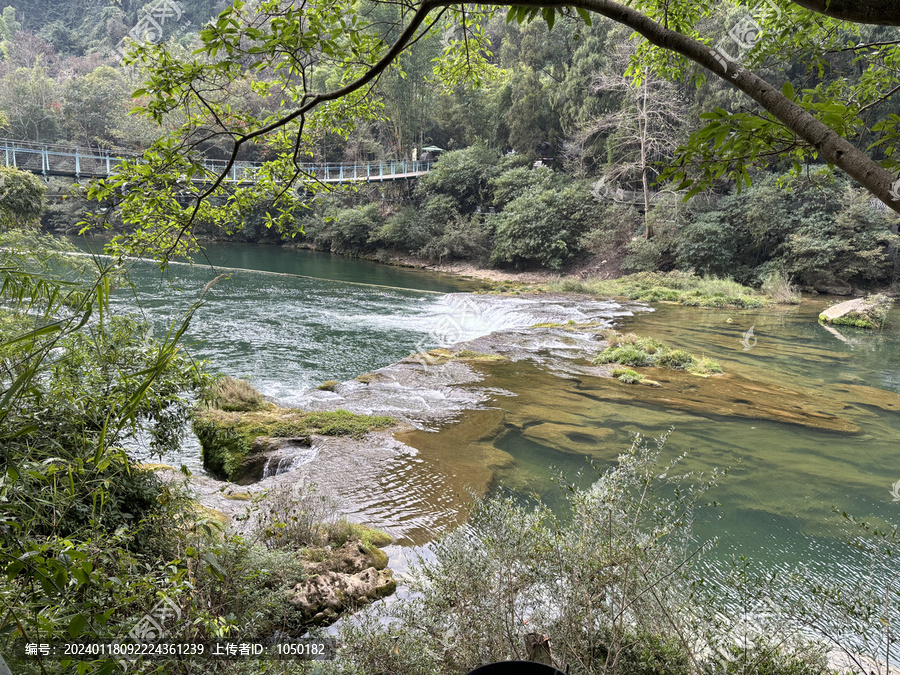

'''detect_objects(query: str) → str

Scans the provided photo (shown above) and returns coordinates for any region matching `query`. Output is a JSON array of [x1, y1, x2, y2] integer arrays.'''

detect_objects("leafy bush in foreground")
[[325, 432, 830, 675]]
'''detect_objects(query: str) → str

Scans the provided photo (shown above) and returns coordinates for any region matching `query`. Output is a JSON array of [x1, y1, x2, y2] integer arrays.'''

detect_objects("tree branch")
[[789, 0, 900, 25]]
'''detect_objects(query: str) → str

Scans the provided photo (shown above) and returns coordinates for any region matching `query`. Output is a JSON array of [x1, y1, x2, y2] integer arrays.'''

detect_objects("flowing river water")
[[80, 238, 900, 590]]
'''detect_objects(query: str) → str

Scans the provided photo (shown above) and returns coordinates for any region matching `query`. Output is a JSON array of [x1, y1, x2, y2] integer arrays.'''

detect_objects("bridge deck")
[[0, 139, 434, 184]]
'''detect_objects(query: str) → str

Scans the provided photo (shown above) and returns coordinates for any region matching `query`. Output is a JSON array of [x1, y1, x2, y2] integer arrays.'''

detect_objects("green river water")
[[81, 238, 900, 584]]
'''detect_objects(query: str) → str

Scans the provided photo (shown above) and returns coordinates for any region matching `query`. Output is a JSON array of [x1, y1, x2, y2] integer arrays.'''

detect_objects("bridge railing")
[[196, 159, 435, 183], [0, 138, 434, 184]]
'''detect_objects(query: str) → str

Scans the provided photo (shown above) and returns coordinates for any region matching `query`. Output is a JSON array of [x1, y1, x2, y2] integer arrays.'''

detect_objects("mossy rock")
[[135, 463, 176, 473], [193, 504, 230, 527], [361, 544, 389, 570], [317, 380, 339, 391], [832, 314, 878, 329], [193, 407, 395, 481], [406, 349, 453, 366], [819, 294, 894, 329], [454, 350, 507, 362], [347, 523, 393, 548]]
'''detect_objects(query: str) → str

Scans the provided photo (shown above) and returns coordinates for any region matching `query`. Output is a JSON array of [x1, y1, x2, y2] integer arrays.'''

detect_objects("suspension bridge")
[[0, 138, 435, 184]]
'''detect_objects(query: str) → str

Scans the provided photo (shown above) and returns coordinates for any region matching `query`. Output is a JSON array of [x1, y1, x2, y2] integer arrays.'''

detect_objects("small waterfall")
[[262, 446, 319, 479], [262, 455, 294, 479]]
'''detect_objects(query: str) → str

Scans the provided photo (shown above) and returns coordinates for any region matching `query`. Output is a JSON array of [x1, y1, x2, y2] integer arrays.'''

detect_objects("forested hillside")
[[1, 0, 898, 289]]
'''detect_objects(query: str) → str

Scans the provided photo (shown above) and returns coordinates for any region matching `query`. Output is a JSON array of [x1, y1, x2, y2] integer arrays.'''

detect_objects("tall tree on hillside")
[[61, 65, 129, 146], [0, 61, 60, 141]]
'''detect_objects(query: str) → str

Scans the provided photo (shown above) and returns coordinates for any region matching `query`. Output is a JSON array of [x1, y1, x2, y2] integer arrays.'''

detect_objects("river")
[[80, 238, 900, 596]]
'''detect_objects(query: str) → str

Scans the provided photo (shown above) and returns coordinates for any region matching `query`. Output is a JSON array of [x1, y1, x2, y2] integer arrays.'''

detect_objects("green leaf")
[[782, 81, 795, 99], [68, 614, 86, 639]]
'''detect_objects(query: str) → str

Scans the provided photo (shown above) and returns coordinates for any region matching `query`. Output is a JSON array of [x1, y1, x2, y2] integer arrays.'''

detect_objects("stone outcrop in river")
[[819, 294, 894, 329], [287, 540, 396, 624]]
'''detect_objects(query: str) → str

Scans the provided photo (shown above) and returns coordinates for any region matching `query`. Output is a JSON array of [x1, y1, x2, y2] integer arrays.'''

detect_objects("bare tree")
[[571, 41, 687, 238]]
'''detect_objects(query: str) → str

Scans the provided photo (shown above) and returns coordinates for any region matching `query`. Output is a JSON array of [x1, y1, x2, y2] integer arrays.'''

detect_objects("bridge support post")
[[106, 152, 110, 176], [75, 149, 80, 178], [41, 148, 47, 176]]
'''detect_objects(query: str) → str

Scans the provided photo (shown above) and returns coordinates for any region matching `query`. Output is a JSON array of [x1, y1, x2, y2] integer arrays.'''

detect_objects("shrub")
[[328, 203, 384, 254], [761, 270, 801, 304], [490, 165, 559, 207], [416, 144, 502, 213], [252, 483, 342, 549], [328, 432, 729, 674], [580, 202, 643, 262], [417, 213, 493, 263], [374, 206, 441, 253], [491, 181, 599, 269]]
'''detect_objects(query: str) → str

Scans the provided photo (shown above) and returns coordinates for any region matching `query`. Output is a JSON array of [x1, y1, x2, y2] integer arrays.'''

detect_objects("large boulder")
[[288, 562, 396, 624], [813, 277, 853, 296], [819, 295, 894, 329]]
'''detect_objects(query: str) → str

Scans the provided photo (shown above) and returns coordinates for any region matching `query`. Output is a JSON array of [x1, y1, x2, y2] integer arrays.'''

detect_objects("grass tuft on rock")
[[202, 376, 270, 412], [595, 330, 722, 377], [612, 368, 644, 384], [543, 271, 768, 308]]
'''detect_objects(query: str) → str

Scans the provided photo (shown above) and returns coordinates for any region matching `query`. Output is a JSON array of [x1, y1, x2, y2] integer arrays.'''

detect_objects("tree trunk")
[[640, 76, 651, 238]]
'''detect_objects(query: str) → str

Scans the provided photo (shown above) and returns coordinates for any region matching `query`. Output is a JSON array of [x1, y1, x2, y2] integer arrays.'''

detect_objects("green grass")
[[612, 368, 645, 384], [595, 330, 723, 377], [542, 271, 769, 309]]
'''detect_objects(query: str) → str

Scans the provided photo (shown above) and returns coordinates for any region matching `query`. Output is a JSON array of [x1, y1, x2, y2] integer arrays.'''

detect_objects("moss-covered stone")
[[193, 406, 395, 481], [135, 463, 176, 473], [819, 294, 894, 329], [454, 350, 508, 362], [317, 380, 339, 391]]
